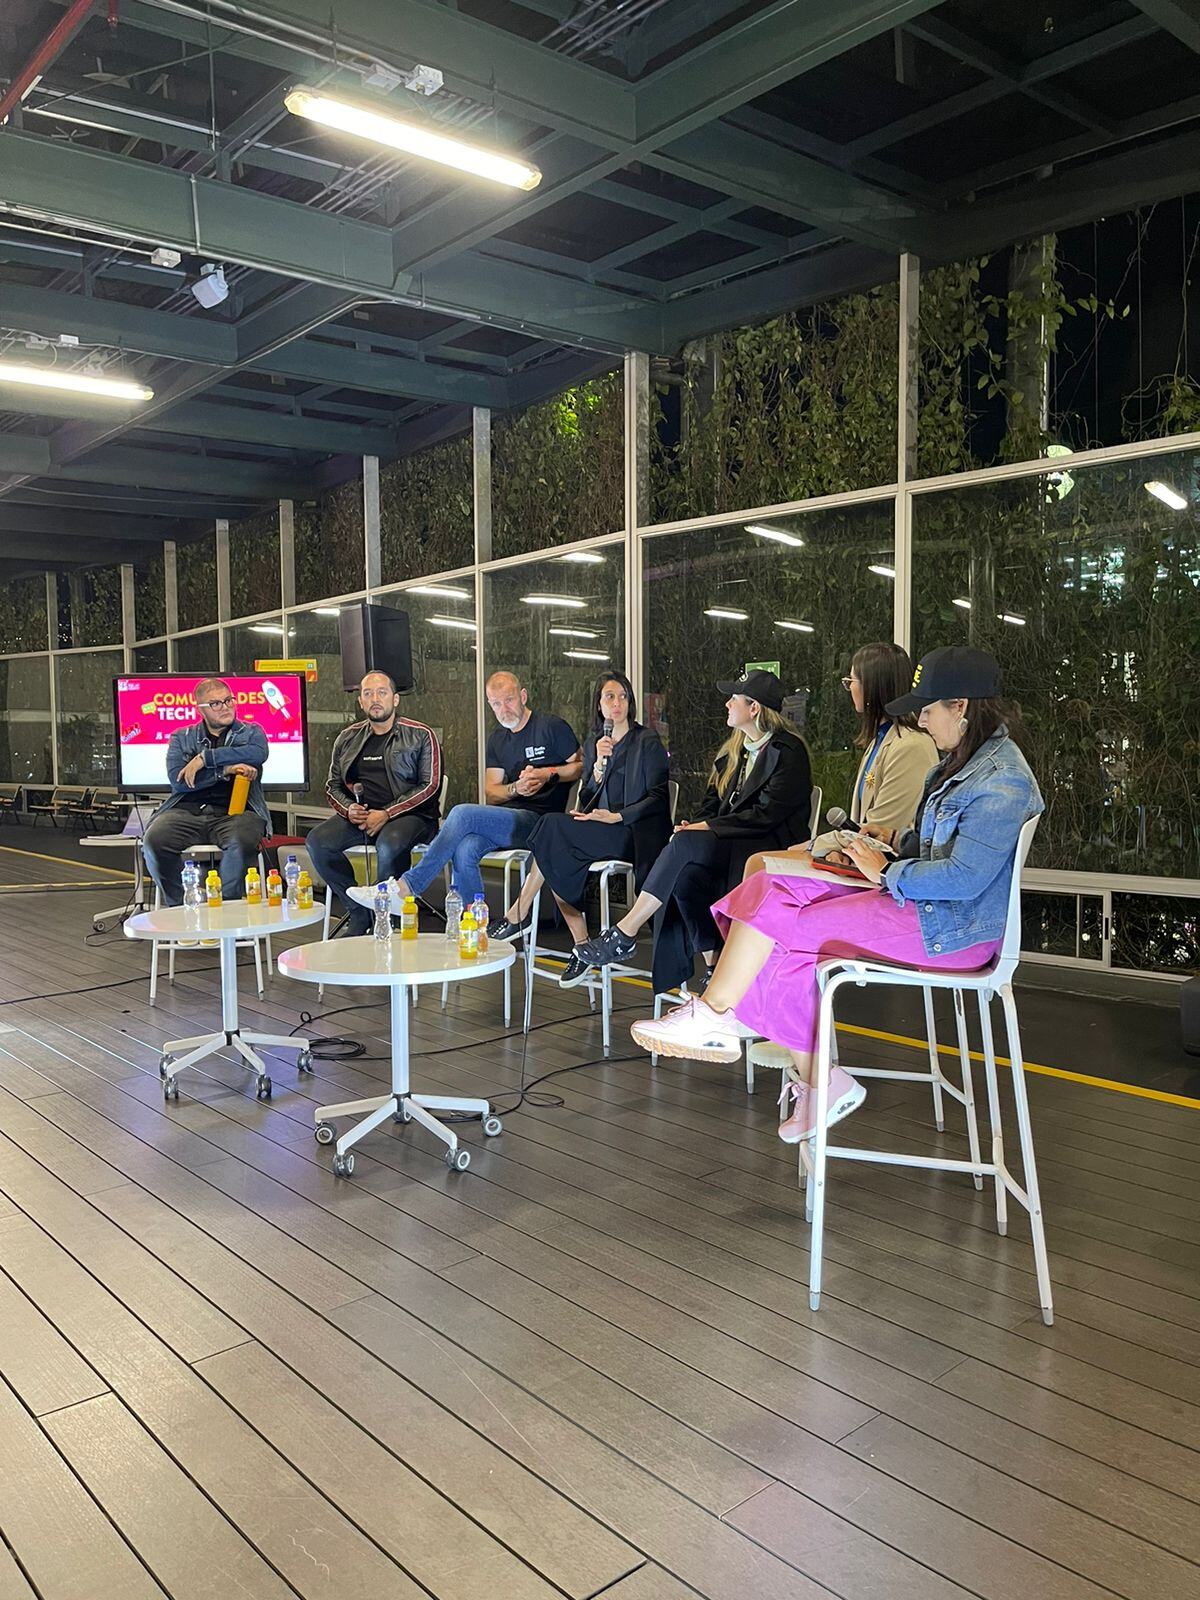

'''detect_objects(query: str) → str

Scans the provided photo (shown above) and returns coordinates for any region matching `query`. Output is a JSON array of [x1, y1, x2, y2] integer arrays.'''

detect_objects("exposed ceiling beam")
[[0, 532, 162, 565], [37, 444, 312, 498], [0, 504, 178, 541], [4, 486, 263, 519], [1133, 1, 1200, 53]]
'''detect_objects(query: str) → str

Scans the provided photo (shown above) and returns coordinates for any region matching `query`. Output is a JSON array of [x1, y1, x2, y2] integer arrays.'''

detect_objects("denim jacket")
[[882, 727, 1043, 956], [154, 717, 271, 824]]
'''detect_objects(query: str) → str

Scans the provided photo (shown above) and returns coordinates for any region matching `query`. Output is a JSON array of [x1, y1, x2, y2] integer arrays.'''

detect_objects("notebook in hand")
[[759, 853, 870, 884]]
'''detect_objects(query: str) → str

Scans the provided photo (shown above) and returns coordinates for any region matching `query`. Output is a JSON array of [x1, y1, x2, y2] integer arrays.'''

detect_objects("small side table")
[[80, 833, 150, 927], [276, 932, 515, 1175], [125, 899, 325, 1100]]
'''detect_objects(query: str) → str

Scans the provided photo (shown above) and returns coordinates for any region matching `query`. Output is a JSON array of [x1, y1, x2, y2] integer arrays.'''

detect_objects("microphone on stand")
[[352, 782, 366, 828], [597, 718, 614, 778]]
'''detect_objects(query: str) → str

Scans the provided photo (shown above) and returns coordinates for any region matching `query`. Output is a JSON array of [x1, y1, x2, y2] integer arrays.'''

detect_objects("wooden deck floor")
[[1, 886, 1198, 1600]]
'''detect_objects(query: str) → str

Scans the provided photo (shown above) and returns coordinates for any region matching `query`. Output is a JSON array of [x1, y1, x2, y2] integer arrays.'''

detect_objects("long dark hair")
[[850, 642, 919, 748], [590, 669, 638, 734], [939, 695, 1027, 779]]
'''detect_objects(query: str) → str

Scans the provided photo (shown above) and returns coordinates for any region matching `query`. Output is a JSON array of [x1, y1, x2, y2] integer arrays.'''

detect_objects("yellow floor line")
[[0, 844, 133, 880], [0, 881, 133, 891], [586, 964, 1200, 1112]]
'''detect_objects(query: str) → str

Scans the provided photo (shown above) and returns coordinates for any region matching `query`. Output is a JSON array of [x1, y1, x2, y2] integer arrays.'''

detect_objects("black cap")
[[716, 669, 785, 712], [885, 646, 1002, 716]]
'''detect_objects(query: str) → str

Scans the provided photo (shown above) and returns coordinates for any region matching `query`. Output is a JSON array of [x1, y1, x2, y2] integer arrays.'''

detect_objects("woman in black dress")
[[490, 672, 670, 980]]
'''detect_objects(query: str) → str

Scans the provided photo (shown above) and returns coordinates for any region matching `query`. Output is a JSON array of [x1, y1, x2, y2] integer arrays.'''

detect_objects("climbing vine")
[[380, 434, 473, 582], [230, 509, 281, 618], [294, 476, 365, 605]]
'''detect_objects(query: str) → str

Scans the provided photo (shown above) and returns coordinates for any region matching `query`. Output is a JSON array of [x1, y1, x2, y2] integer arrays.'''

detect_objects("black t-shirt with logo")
[[177, 726, 235, 811], [346, 729, 394, 810], [486, 711, 579, 815]]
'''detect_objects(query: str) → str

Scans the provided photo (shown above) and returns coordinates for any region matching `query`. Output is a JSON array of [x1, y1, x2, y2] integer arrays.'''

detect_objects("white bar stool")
[[801, 816, 1053, 1323]]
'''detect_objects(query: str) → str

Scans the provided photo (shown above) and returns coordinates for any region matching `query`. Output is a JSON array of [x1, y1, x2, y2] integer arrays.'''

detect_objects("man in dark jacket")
[[142, 676, 269, 905], [306, 671, 441, 933]]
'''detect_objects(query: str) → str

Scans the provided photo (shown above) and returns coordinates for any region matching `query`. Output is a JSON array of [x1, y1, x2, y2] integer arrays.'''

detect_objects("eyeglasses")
[[200, 696, 235, 709], [840, 676, 856, 692]]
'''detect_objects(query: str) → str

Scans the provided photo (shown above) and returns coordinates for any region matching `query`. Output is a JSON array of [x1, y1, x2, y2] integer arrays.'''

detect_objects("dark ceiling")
[[1, 0, 1199, 575]]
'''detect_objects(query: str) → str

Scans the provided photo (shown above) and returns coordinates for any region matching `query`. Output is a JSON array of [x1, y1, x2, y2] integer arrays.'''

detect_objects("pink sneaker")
[[778, 1066, 866, 1144], [630, 997, 747, 1063]]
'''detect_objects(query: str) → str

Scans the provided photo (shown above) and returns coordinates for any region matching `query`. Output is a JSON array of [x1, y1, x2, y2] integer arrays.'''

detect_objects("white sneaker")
[[630, 997, 747, 1063], [347, 878, 405, 913]]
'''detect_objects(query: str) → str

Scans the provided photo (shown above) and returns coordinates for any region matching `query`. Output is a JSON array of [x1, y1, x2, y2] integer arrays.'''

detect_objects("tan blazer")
[[850, 723, 939, 841]]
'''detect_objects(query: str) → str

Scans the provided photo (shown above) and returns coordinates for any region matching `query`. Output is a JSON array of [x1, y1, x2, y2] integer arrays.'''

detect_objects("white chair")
[[801, 815, 1052, 1323], [149, 845, 271, 1005]]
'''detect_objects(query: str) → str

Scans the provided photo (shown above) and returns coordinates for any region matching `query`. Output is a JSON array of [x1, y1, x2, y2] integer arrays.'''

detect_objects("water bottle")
[[471, 893, 489, 955], [444, 886, 463, 944], [284, 853, 300, 907], [372, 882, 392, 942], [182, 861, 203, 911]]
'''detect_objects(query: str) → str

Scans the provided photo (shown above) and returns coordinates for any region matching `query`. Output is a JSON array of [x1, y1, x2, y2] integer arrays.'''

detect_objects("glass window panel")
[[912, 445, 1200, 878], [642, 504, 894, 816], [57, 566, 123, 648], [134, 550, 165, 639], [176, 531, 217, 630], [483, 544, 623, 748], [55, 649, 122, 785], [0, 575, 49, 655], [379, 586, 477, 809], [380, 436, 473, 582], [1021, 891, 1103, 960], [224, 617, 284, 674], [0, 656, 52, 783], [1112, 893, 1200, 973], [492, 372, 623, 558], [174, 629, 220, 674], [133, 641, 167, 672], [285, 607, 349, 807], [229, 510, 281, 619], [294, 477, 364, 605]]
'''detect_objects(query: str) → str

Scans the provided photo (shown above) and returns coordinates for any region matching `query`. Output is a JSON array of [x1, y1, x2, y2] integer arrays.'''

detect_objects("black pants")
[[306, 811, 435, 932], [142, 804, 266, 906], [644, 829, 732, 951], [528, 812, 636, 912]]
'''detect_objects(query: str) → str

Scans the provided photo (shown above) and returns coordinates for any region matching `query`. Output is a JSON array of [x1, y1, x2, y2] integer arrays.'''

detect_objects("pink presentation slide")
[[114, 675, 307, 789]]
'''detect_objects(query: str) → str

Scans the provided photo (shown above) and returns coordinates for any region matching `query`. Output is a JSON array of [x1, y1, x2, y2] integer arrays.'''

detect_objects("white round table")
[[125, 900, 325, 1100], [276, 932, 515, 1175], [80, 833, 150, 926]]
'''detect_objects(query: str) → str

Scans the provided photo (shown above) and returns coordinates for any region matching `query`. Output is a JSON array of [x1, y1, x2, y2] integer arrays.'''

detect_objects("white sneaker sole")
[[629, 1020, 742, 1063], [779, 1079, 867, 1143]]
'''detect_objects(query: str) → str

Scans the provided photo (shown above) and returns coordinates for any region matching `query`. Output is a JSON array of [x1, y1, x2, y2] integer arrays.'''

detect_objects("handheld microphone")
[[352, 781, 366, 823], [825, 805, 859, 833], [597, 718, 614, 777]]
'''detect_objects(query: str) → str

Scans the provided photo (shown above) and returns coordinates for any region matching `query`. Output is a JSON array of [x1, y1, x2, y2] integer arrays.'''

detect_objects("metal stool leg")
[[923, 987, 945, 1130], [1000, 983, 1054, 1325], [952, 988, 984, 1189], [976, 991, 1008, 1238]]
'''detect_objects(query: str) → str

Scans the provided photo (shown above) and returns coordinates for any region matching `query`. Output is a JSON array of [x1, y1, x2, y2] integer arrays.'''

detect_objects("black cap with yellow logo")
[[885, 646, 1002, 716]]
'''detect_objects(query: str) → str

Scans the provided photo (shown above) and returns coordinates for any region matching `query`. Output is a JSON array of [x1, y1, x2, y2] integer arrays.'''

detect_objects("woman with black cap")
[[628, 647, 1043, 1145], [567, 669, 812, 991]]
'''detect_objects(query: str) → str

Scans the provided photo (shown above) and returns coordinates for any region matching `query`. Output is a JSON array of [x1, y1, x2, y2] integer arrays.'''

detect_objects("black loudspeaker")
[[339, 601, 414, 693]]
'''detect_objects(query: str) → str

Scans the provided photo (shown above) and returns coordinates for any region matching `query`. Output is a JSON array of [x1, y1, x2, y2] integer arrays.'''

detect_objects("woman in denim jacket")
[[629, 647, 1043, 1144]]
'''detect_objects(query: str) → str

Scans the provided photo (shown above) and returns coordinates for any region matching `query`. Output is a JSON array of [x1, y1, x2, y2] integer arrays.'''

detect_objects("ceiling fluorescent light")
[[407, 584, 470, 599], [521, 594, 586, 608], [285, 86, 542, 190], [773, 619, 813, 632], [0, 358, 152, 402], [999, 612, 1026, 626], [548, 627, 598, 638], [1144, 480, 1187, 510], [559, 551, 605, 563], [250, 624, 286, 635], [951, 597, 971, 610], [428, 615, 476, 631], [313, 607, 341, 616], [868, 564, 896, 579], [704, 607, 748, 621], [564, 649, 608, 660], [746, 523, 804, 547]]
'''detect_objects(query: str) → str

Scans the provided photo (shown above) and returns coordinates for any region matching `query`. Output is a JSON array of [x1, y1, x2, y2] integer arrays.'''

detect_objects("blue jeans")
[[405, 803, 538, 903], [306, 811, 435, 932]]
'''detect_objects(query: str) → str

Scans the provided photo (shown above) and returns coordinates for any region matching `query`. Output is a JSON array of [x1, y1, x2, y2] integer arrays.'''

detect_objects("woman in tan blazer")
[[745, 642, 937, 874]]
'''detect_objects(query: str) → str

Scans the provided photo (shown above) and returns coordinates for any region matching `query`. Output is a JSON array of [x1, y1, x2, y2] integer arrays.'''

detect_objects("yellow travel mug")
[[228, 773, 250, 815]]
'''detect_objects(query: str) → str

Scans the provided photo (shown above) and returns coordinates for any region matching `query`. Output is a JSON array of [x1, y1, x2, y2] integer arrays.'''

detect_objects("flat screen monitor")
[[112, 674, 309, 793]]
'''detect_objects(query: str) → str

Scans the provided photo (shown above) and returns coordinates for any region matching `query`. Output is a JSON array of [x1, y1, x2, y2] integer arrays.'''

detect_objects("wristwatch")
[[509, 781, 518, 798]]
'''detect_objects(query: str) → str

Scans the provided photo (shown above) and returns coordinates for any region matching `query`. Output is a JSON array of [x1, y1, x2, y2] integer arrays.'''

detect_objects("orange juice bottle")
[[266, 868, 283, 906], [296, 871, 314, 910], [244, 866, 262, 904], [205, 870, 222, 908], [458, 910, 478, 960]]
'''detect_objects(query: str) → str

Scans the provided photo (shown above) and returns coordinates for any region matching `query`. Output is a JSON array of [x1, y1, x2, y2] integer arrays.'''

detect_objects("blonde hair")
[[710, 703, 805, 799]]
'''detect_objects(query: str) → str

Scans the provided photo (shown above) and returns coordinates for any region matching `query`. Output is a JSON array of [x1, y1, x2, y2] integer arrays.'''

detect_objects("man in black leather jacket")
[[306, 671, 441, 933]]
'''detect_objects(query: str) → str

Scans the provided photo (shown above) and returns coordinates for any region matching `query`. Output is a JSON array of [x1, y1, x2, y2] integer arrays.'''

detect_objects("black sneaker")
[[489, 911, 531, 941], [558, 950, 595, 988], [575, 924, 637, 969], [696, 963, 717, 996]]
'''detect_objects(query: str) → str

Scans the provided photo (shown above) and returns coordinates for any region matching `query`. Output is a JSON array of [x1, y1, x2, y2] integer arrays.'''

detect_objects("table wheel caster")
[[483, 1115, 502, 1137], [159, 1054, 173, 1081], [296, 1049, 314, 1073], [445, 1147, 471, 1172], [255, 1075, 272, 1100], [163, 1075, 179, 1102], [333, 1152, 355, 1177], [314, 1122, 335, 1145], [393, 1101, 413, 1124]]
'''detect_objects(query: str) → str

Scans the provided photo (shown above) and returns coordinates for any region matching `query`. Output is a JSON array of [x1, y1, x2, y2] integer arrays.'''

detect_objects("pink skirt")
[[711, 871, 998, 1053]]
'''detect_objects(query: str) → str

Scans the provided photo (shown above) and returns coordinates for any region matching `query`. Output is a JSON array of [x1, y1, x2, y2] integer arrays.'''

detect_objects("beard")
[[367, 706, 393, 723], [495, 714, 522, 730]]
